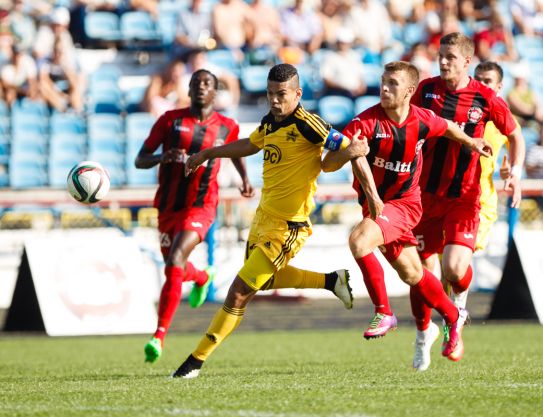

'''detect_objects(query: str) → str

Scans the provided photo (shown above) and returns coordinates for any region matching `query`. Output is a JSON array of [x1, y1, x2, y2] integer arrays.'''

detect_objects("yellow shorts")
[[476, 208, 497, 251], [238, 207, 312, 290]]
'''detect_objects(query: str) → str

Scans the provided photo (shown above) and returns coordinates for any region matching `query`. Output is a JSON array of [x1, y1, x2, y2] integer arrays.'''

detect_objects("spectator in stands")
[[386, 0, 425, 26], [1, 44, 40, 106], [9, 0, 37, 52], [473, 8, 517, 62], [402, 42, 433, 80], [426, 12, 461, 57], [506, 63, 543, 127], [525, 127, 543, 179], [33, 7, 77, 68], [173, 0, 213, 59], [38, 38, 84, 113], [211, 0, 250, 62], [246, 0, 282, 62], [129, 0, 159, 20], [141, 58, 187, 117], [343, 0, 392, 61], [181, 47, 240, 111], [320, 28, 367, 99], [319, 0, 342, 49], [509, 0, 543, 36], [458, 0, 492, 23], [279, 0, 323, 59]]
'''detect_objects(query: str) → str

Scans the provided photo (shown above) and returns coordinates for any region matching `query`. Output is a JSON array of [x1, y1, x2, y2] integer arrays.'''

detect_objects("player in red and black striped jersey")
[[410, 33, 525, 367], [135, 69, 254, 363], [323, 61, 491, 369]]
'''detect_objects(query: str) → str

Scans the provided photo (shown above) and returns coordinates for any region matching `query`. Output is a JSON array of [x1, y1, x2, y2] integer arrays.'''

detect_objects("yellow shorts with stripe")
[[476, 205, 498, 251], [238, 207, 312, 290]]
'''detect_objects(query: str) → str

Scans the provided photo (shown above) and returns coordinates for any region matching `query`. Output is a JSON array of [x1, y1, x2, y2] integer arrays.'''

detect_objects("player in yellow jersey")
[[171, 63, 369, 378], [473, 62, 524, 257]]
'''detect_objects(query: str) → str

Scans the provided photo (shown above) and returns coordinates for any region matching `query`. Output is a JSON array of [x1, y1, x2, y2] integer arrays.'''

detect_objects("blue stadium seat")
[[49, 133, 87, 158], [11, 114, 49, 136], [0, 141, 9, 164], [88, 114, 124, 139], [240, 65, 271, 95], [11, 138, 48, 156], [0, 100, 9, 117], [207, 49, 241, 77], [90, 65, 122, 85], [120, 11, 161, 42], [403, 23, 425, 46], [87, 150, 126, 186], [124, 87, 147, 113], [84, 11, 121, 42], [88, 136, 125, 155], [50, 113, 86, 135], [363, 64, 382, 90], [157, 12, 178, 47], [9, 154, 47, 188], [317, 95, 354, 128], [354, 95, 380, 115], [515, 35, 543, 62], [522, 126, 540, 147], [11, 98, 49, 118], [0, 116, 9, 135], [48, 157, 80, 188], [126, 112, 155, 141]]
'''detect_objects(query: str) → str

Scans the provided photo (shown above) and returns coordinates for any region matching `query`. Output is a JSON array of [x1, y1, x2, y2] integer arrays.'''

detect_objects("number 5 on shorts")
[[416, 235, 425, 252]]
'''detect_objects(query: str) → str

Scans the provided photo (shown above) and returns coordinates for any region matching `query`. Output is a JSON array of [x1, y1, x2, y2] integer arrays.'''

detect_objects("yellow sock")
[[192, 304, 245, 361], [268, 265, 325, 289]]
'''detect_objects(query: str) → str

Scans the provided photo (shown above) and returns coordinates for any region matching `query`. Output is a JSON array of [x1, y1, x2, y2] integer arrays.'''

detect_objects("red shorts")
[[413, 192, 480, 260], [158, 208, 215, 258], [363, 194, 422, 263]]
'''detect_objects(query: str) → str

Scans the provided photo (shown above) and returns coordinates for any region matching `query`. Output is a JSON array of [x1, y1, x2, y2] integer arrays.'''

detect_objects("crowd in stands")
[[1, 0, 543, 190]]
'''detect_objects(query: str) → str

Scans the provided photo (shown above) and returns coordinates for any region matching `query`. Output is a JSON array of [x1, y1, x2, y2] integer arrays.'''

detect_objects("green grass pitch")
[[1, 324, 542, 417]]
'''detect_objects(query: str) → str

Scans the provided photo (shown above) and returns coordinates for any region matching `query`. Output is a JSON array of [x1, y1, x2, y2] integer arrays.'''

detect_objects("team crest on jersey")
[[286, 128, 298, 142], [467, 106, 483, 123], [415, 139, 425, 154]]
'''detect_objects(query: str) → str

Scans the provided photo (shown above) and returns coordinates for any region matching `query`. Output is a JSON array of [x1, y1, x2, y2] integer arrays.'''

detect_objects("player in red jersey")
[[135, 69, 254, 363], [322, 61, 491, 370], [410, 33, 525, 366]]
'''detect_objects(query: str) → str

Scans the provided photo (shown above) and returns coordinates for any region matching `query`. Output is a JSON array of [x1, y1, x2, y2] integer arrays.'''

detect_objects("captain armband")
[[324, 129, 350, 151]]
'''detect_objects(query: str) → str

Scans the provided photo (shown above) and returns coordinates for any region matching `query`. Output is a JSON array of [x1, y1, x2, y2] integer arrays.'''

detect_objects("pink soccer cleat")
[[442, 307, 469, 360], [363, 313, 398, 339]]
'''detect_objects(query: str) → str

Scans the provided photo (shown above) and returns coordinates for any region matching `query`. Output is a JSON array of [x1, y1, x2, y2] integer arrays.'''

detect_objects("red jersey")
[[412, 76, 517, 198], [343, 104, 448, 206], [142, 108, 239, 213]]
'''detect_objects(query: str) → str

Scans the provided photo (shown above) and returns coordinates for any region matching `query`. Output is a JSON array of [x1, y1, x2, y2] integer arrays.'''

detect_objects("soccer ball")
[[67, 161, 110, 204]]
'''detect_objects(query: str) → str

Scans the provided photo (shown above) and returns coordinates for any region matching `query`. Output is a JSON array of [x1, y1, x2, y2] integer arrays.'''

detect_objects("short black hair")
[[475, 61, 503, 82], [268, 64, 299, 84], [190, 69, 219, 89]]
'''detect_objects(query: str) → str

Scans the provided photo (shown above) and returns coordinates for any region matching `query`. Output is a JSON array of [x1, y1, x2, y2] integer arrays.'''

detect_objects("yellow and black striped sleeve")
[[294, 106, 350, 151]]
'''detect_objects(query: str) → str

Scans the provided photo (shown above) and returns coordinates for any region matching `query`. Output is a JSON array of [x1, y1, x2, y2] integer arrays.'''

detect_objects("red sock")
[[184, 262, 208, 287], [412, 269, 459, 325], [356, 253, 392, 315], [154, 266, 184, 342], [449, 265, 472, 294], [410, 287, 432, 331]]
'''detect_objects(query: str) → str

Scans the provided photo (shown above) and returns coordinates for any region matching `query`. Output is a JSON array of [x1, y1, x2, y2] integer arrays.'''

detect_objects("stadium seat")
[[363, 64, 382, 90], [157, 12, 178, 47], [354, 95, 380, 115], [11, 98, 49, 118], [245, 153, 263, 187], [0, 99, 9, 117], [0, 141, 9, 164], [124, 87, 147, 114], [50, 133, 86, 155], [126, 112, 155, 141], [50, 113, 86, 135], [11, 138, 48, 157], [9, 157, 47, 188], [90, 65, 122, 85], [120, 11, 161, 42], [207, 49, 241, 77], [84, 11, 121, 43], [515, 35, 543, 62], [403, 23, 425, 46], [522, 126, 540, 147], [240, 65, 271, 95], [317, 95, 354, 128], [88, 114, 124, 139], [125, 164, 158, 187]]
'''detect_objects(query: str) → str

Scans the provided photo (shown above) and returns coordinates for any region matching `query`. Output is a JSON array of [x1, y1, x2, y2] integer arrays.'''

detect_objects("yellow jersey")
[[479, 121, 513, 223], [249, 105, 333, 221]]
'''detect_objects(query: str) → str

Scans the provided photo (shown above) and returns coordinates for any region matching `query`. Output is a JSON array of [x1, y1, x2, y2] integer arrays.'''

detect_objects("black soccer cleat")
[[171, 354, 204, 379]]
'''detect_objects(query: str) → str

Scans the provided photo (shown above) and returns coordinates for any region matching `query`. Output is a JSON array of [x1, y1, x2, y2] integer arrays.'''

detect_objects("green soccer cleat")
[[189, 266, 215, 308], [144, 337, 162, 363]]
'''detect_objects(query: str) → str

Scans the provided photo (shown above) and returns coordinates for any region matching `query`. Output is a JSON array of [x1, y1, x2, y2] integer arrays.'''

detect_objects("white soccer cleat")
[[333, 269, 353, 309], [413, 321, 440, 372]]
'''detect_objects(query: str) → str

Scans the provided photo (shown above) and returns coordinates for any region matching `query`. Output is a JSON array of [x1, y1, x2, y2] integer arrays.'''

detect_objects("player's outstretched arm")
[[321, 129, 368, 172], [444, 120, 493, 157], [504, 126, 526, 208], [135, 147, 185, 169], [231, 158, 255, 198], [186, 139, 260, 175], [351, 156, 384, 220]]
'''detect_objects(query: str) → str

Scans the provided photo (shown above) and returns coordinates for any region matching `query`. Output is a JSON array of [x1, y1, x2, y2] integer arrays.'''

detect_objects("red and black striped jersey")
[[412, 76, 517, 198], [343, 104, 448, 206], [142, 108, 239, 213]]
